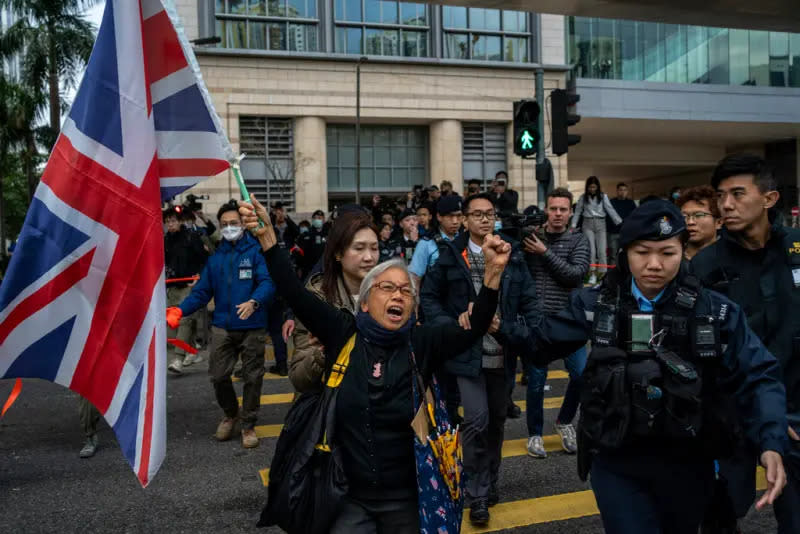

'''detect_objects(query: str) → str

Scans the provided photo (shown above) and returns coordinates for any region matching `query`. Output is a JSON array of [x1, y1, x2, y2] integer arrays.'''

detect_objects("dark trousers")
[[526, 346, 587, 436], [78, 396, 100, 437], [457, 369, 507, 500], [329, 495, 419, 534], [267, 301, 287, 366], [208, 327, 265, 429], [775, 442, 800, 534], [590, 452, 714, 534]]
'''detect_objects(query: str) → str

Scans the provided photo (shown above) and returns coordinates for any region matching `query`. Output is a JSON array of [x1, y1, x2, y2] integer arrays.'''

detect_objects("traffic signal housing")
[[550, 87, 581, 156], [513, 99, 540, 158]]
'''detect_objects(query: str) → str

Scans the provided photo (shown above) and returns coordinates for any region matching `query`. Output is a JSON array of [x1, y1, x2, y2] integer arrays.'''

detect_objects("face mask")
[[494, 221, 503, 231], [221, 225, 243, 241], [672, 192, 680, 200], [299, 227, 309, 234], [312, 219, 324, 230]]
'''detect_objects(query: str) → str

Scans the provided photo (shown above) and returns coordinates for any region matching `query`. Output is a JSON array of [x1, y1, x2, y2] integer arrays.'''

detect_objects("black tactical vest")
[[578, 274, 735, 475]]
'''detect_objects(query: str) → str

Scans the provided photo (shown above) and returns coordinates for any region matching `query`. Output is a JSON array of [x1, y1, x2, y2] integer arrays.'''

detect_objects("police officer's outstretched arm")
[[522, 287, 596, 367], [716, 293, 788, 507]]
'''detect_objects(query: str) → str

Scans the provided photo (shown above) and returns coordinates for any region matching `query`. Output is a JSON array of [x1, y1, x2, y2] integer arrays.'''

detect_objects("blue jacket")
[[179, 233, 275, 331]]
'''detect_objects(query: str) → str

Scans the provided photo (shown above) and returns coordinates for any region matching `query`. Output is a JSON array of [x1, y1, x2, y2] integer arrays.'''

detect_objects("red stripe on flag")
[[158, 158, 229, 178], [0, 248, 96, 345], [43, 137, 165, 412], [141, 9, 187, 84], [137, 328, 157, 487]]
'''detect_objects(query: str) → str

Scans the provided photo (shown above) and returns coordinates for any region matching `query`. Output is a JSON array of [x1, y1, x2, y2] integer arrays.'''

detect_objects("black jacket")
[[692, 223, 800, 432], [493, 189, 519, 214], [262, 245, 499, 500], [164, 227, 208, 287], [420, 232, 540, 377]]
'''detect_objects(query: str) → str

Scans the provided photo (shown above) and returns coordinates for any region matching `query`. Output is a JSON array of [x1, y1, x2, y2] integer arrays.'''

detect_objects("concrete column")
[[293, 116, 328, 213], [429, 120, 462, 193]]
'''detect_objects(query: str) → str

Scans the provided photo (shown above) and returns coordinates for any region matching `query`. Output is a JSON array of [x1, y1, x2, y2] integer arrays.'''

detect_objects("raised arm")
[[240, 196, 348, 349]]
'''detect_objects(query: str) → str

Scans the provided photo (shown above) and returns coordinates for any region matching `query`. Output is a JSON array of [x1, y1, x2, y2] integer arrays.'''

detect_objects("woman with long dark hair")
[[288, 211, 379, 393], [572, 176, 622, 284], [240, 195, 510, 533]]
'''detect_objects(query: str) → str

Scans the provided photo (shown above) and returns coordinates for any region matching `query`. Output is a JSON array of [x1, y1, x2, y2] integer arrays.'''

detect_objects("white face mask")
[[221, 225, 243, 241]]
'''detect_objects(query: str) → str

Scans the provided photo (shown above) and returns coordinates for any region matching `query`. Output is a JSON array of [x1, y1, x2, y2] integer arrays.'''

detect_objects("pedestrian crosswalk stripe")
[[259, 468, 269, 486], [238, 393, 296, 405], [236, 369, 568, 384], [255, 424, 284, 439], [457, 397, 564, 418]]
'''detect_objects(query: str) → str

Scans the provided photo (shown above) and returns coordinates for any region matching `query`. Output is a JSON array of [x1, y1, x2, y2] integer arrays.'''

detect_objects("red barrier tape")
[[167, 338, 198, 355], [1, 378, 22, 417], [590, 264, 616, 269], [165, 276, 199, 284]]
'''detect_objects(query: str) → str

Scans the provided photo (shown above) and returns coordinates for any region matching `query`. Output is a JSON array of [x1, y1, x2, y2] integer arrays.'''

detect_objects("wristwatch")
[[250, 299, 260, 310]]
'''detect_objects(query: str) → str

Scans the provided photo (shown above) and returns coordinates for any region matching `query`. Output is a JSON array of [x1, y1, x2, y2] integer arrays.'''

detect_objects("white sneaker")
[[555, 423, 578, 454], [168, 359, 183, 374], [182, 353, 203, 367], [588, 273, 598, 285], [527, 435, 547, 458]]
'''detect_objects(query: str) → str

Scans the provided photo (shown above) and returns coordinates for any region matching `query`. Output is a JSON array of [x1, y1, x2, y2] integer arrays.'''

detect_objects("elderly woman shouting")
[[239, 195, 511, 533]]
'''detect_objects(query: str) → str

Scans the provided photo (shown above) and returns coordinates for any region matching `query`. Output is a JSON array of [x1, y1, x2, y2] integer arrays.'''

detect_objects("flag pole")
[[232, 154, 264, 228]]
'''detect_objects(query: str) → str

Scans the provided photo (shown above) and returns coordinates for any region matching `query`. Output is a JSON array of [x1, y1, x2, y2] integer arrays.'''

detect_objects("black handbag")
[[257, 335, 356, 533]]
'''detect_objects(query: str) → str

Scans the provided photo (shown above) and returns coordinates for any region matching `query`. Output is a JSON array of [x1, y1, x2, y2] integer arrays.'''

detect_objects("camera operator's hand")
[[195, 211, 209, 222], [523, 234, 548, 256], [372, 195, 381, 207]]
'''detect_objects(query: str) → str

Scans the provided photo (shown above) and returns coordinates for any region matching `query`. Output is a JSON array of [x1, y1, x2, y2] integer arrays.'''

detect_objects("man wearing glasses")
[[676, 185, 722, 260], [420, 193, 539, 525]]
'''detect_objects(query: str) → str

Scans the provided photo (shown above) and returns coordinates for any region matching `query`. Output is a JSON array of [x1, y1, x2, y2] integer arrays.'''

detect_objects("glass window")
[[400, 3, 426, 26], [336, 27, 363, 54], [442, 8, 531, 63], [790, 34, 800, 87], [619, 20, 641, 80], [750, 30, 770, 85], [687, 26, 709, 83], [445, 32, 468, 59], [641, 22, 664, 81], [664, 24, 687, 83], [503, 11, 526, 32], [707, 28, 729, 84], [335, 0, 430, 57], [216, 0, 319, 51], [442, 6, 467, 28], [729, 29, 750, 85]]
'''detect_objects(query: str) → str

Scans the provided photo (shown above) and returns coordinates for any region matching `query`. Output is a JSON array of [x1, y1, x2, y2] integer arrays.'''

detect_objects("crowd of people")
[[108, 153, 799, 533]]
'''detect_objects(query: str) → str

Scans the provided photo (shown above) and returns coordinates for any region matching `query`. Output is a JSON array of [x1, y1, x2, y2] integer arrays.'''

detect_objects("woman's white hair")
[[358, 259, 418, 308]]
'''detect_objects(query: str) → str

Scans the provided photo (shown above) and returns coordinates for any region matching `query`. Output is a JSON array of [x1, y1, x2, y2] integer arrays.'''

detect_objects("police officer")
[[692, 154, 800, 533], [408, 194, 463, 287], [526, 199, 788, 534]]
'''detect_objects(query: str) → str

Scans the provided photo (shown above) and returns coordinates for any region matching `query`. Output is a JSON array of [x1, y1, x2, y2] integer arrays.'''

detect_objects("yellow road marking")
[[238, 393, 295, 405], [237, 369, 568, 384], [259, 468, 270, 486], [254, 424, 284, 439]]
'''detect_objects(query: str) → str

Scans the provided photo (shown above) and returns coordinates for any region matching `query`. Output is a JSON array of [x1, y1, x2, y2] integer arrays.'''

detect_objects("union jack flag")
[[0, 0, 232, 486]]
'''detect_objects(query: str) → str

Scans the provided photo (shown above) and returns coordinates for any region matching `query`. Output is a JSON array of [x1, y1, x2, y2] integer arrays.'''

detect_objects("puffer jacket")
[[289, 273, 358, 392], [525, 228, 590, 314], [179, 233, 275, 330]]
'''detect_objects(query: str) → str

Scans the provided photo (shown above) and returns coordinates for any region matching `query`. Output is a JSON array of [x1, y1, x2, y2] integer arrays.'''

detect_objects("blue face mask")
[[312, 218, 324, 230], [494, 220, 503, 232], [299, 226, 309, 234]]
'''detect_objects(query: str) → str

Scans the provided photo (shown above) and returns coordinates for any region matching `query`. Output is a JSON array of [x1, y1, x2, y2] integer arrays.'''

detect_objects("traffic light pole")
[[535, 68, 548, 209]]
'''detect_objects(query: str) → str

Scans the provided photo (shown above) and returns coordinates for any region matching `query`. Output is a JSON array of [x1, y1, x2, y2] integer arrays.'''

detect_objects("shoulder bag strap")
[[325, 334, 356, 388]]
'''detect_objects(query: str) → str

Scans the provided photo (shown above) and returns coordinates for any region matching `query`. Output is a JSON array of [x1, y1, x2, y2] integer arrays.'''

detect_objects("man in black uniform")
[[527, 199, 788, 534], [692, 154, 800, 533]]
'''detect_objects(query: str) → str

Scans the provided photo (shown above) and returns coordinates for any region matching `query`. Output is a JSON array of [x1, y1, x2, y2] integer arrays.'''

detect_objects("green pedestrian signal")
[[513, 100, 540, 158], [520, 130, 534, 150]]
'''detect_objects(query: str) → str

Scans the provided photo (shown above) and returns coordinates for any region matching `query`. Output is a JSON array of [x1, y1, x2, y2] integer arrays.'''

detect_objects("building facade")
[[176, 1, 800, 214]]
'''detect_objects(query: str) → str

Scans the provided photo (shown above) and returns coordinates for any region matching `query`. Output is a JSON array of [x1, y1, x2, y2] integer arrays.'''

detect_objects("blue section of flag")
[[113, 366, 144, 466], [153, 84, 216, 132], [2, 317, 76, 380], [160, 185, 191, 201], [0, 199, 91, 311], [68, 1, 123, 156]]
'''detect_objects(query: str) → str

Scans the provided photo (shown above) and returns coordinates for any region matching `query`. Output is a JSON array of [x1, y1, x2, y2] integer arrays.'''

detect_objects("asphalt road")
[[0, 350, 779, 533]]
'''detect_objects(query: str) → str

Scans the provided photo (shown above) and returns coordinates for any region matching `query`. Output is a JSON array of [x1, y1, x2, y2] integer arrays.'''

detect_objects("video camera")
[[498, 206, 547, 242], [183, 193, 210, 212]]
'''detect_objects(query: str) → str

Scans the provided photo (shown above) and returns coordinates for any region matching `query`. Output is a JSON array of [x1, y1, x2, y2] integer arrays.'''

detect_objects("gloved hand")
[[166, 307, 183, 329]]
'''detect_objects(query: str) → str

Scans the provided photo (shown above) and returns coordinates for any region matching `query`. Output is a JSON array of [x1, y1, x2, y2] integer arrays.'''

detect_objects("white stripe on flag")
[[141, 0, 164, 21], [150, 66, 196, 105], [155, 131, 231, 161]]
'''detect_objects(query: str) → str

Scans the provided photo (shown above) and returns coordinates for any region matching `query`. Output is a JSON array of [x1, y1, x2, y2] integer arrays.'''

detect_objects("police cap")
[[399, 208, 417, 221], [618, 199, 686, 250], [436, 194, 462, 215]]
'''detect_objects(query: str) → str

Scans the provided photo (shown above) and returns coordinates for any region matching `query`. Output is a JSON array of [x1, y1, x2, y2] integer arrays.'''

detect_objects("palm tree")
[[0, 0, 98, 140]]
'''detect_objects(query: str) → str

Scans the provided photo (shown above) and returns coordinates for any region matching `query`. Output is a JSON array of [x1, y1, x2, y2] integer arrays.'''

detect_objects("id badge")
[[793, 268, 800, 287], [630, 314, 654, 352], [239, 268, 252, 280]]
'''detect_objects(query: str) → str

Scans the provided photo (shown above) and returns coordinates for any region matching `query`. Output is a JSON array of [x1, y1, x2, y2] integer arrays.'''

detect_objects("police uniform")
[[527, 201, 787, 534], [692, 219, 800, 532]]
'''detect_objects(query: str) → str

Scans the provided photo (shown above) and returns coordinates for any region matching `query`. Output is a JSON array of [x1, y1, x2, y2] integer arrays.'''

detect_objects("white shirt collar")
[[467, 238, 483, 255]]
